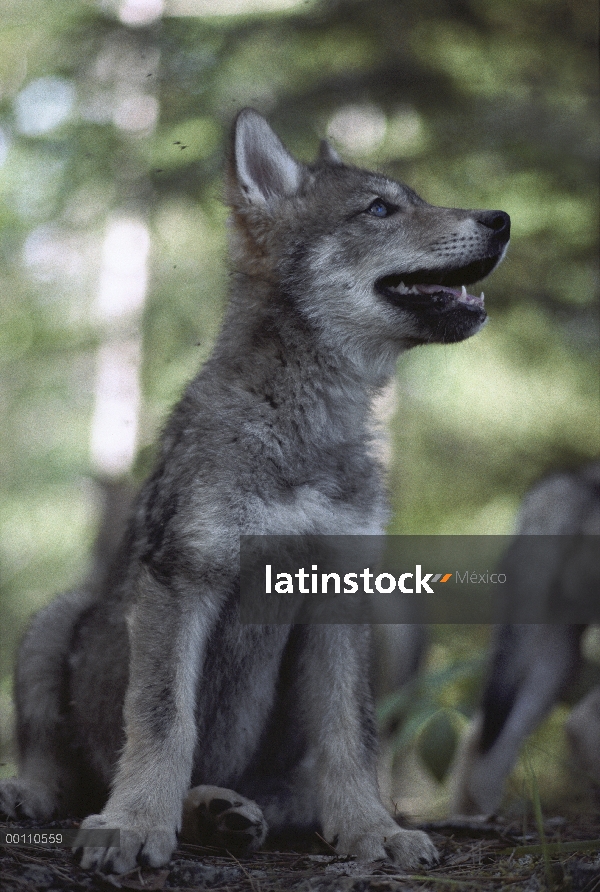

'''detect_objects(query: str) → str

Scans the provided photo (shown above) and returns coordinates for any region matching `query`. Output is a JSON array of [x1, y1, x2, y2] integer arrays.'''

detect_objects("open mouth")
[[375, 255, 501, 311]]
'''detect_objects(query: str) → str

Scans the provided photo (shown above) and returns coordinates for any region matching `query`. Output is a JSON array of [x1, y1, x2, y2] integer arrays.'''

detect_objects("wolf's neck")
[[209, 284, 387, 444]]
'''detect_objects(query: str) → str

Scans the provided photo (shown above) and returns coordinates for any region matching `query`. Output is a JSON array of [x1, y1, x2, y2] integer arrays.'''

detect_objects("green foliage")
[[417, 709, 461, 785], [378, 626, 489, 784], [524, 747, 556, 890]]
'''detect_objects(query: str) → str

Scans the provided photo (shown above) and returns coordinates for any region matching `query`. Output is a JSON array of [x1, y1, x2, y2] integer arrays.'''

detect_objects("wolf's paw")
[[0, 778, 56, 820], [382, 828, 439, 870], [75, 812, 177, 874], [181, 785, 268, 853], [346, 827, 439, 871]]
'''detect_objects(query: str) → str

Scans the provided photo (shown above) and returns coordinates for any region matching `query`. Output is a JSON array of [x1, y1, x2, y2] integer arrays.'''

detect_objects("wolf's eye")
[[366, 199, 390, 217]]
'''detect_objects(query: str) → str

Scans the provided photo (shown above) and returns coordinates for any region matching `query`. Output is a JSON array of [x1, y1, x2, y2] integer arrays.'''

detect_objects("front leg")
[[301, 626, 438, 870], [77, 569, 217, 873]]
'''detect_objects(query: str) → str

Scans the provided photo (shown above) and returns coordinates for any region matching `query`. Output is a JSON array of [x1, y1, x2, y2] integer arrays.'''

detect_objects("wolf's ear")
[[232, 109, 302, 207], [318, 139, 343, 166]]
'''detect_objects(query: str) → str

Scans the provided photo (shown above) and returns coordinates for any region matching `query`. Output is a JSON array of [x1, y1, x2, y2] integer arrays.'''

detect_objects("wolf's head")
[[227, 109, 509, 368]]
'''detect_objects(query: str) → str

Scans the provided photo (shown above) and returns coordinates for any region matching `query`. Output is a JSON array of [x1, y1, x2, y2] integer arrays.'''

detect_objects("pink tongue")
[[415, 283, 482, 306]]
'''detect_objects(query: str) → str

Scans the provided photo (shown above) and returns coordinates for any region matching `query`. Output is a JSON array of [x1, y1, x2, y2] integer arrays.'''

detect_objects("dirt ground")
[[1, 815, 599, 892]]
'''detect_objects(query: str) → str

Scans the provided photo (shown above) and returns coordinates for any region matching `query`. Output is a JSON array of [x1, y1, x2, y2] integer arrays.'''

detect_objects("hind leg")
[[450, 625, 582, 815], [0, 590, 92, 820]]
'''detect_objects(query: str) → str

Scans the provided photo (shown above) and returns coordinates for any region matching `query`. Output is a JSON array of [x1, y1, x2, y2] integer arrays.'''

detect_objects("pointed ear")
[[231, 109, 302, 207], [318, 139, 343, 166]]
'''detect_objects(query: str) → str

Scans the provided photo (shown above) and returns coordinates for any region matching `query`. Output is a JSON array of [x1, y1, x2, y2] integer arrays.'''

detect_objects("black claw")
[[208, 798, 233, 815], [222, 812, 254, 832]]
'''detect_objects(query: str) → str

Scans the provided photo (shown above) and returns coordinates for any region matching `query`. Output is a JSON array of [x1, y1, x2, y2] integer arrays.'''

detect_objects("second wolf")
[[451, 463, 600, 816], [0, 110, 510, 872]]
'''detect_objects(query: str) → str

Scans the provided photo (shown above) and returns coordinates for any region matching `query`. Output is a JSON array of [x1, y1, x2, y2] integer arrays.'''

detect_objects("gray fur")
[[1, 109, 509, 872], [450, 462, 600, 816]]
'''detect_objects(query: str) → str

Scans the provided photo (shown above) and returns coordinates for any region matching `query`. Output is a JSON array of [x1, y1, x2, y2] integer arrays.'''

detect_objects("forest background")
[[0, 0, 598, 817]]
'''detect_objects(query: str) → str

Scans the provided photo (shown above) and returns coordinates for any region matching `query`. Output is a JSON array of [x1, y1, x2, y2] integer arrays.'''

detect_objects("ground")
[[1, 815, 599, 892]]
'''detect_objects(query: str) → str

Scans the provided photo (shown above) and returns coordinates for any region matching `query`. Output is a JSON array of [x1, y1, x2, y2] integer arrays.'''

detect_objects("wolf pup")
[[0, 110, 509, 873]]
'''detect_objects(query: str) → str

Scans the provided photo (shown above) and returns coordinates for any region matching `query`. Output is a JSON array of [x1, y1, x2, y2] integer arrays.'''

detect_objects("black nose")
[[477, 210, 511, 238]]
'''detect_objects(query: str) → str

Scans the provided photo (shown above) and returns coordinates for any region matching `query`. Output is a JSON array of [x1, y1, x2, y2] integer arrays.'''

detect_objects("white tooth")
[[480, 291, 485, 301], [461, 285, 467, 299]]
